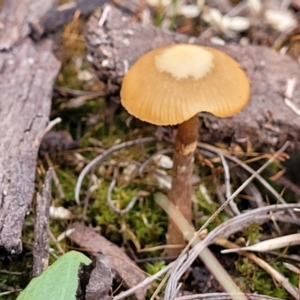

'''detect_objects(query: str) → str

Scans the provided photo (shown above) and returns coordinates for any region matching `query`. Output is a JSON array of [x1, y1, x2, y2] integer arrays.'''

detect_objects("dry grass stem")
[[217, 239, 299, 299], [113, 263, 174, 300], [198, 142, 291, 235], [235, 168, 265, 208], [44, 154, 65, 199], [198, 142, 296, 219], [155, 193, 247, 300], [44, 117, 62, 134], [165, 203, 300, 298], [48, 229, 65, 255], [74, 137, 156, 203], [221, 233, 300, 253], [174, 292, 283, 300], [219, 153, 241, 215]]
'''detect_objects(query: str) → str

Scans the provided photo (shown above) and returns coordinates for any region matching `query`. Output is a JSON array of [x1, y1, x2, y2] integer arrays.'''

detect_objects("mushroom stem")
[[166, 114, 199, 256]]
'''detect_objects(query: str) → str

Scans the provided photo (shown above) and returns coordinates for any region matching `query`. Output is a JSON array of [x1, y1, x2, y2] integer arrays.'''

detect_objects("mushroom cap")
[[120, 44, 250, 126]]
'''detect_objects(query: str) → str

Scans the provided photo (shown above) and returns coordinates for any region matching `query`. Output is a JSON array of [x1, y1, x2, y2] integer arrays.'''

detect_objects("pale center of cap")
[[154, 44, 214, 80]]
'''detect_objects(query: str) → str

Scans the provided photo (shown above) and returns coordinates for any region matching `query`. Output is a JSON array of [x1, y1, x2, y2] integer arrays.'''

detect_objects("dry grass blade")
[[151, 142, 293, 298], [217, 239, 299, 299], [283, 262, 300, 275], [219, 153, 241, 215], [44, 117, 62, 134], [113, 263, 174, 300], [222, 233, 300, 253], [198, 142, 291, 235], [235, 168, 265, 208], [174, 292, 284, 300], [74, 137, 156, 203], [155, 193, 247, 300], [198, 142, 293, 215], [164, 203, 300, 298]]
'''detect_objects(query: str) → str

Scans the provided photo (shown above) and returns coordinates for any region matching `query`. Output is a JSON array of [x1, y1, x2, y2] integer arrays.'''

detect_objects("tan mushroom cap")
[[120, 44, 250, 126]]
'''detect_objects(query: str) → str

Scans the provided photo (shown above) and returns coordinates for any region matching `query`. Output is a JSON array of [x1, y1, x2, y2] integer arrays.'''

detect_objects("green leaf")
[[17, 251, 91, 300]]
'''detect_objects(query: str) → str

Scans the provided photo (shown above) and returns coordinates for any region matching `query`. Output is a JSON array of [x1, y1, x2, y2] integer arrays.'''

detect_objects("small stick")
[[44, 117, 62, 134], [44, 153, 65, 199], [219, 153, 240, 215], [48, 229, 65, 255], [33, 169, 52, 277]]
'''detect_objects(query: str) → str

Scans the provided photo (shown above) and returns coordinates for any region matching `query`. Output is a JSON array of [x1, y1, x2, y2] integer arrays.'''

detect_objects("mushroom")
[[120, 44, 250, 256]]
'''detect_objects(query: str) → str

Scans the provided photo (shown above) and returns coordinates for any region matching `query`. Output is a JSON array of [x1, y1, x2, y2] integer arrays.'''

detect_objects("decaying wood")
[[33, 169, 52, 277], [85, 5, 300, 152], [0, 0, 60, 255], [69, 221, 147, 300], [0, 0, 56, 50], [77, 252, 113, 300], [30, 0, 108, 40]]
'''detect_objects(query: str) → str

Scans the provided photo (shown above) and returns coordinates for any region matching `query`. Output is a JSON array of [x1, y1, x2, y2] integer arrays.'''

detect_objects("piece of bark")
[[69, 221, 147, 300], [85, 5, 300, 152], [33, 169, 52, 277], [0, 0, 57, 50], [77, 252, 112, 300], [0, 39, 60, 256], [0, 0, 61, 256], [30, 0, 108, 40]]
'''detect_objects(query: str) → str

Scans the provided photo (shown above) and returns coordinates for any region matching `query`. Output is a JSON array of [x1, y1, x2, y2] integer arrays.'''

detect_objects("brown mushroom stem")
[[166, 114, 199, 256]]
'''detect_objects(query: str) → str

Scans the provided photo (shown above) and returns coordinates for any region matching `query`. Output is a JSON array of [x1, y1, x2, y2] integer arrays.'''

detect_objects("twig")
[[113, 263, 174, 300], [48, 229, 65, 255], [54, 86, 105, 97], [44, 117, 62, 134], [44, 153, 65, 199], [219, 153, 240, 215], [74, 137, 156, 204], [81, 177, 93, 220], [33, 169, 52, 277], [215, 182, 235, 217], [0, 290, 22, 297]]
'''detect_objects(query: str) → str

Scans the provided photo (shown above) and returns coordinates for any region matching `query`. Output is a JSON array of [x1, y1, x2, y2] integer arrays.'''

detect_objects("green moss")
[[195, 187, 228, 231], [236, 257, 296, 298], [145, 261, 167, 297], [242, 223, 262, 244], [89, 177, 167, 249], [55, 169, 78, 203]]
